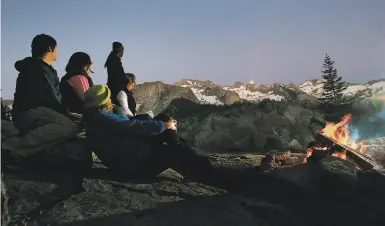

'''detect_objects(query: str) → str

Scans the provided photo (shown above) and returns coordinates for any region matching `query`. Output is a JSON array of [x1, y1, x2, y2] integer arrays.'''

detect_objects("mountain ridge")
[[3, 78, 383, 107], [174, 78, 384, 105]]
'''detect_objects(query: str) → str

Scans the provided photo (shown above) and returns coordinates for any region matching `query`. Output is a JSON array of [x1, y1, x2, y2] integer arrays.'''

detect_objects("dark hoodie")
[[12, 57, 65, 121]]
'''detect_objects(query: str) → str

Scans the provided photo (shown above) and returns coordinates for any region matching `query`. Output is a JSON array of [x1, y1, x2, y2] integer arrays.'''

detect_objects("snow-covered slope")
[[175, 79, 225, 105], [190, 88, 224, 105], [298, 79, 385, 101], [175, 78, 384, 105], [223, 85, 285, 102], [176, 79, 304, 104], [176, 79, 306, 104]]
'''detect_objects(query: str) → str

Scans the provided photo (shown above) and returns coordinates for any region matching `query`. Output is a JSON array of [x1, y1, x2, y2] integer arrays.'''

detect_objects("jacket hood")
[[14, 57, 42, 73]]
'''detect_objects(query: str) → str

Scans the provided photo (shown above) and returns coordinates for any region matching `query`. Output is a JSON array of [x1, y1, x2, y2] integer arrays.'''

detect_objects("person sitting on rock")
[[60, 52, 94, 114], [115, 73, 152, 120], [104, 42, 125, 103], [83, 85, 213, 180], [3, 34, 78, 161]]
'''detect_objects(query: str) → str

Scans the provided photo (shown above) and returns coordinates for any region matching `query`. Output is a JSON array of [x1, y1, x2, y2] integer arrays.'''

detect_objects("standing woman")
[[104, 42, 125, 103], [60, 52, 94, 114]]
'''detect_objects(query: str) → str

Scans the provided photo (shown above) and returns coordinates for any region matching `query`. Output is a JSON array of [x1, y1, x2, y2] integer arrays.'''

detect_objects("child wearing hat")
[[82, 85, 213, 181]]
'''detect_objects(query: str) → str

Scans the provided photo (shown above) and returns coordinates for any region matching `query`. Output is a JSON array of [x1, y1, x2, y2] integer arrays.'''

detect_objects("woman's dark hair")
[[104, 52, 114, 68], [31, 34, 57, 58], [122, 73, 136, 86], [65, 52, 92, 73]]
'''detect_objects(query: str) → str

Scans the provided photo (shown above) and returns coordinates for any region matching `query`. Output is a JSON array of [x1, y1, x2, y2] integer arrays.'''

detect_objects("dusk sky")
[[1, 0, 385, 98]]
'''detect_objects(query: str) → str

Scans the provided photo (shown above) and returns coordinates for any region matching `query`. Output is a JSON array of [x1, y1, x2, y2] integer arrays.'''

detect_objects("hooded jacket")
[[12, 57, 65, 120]]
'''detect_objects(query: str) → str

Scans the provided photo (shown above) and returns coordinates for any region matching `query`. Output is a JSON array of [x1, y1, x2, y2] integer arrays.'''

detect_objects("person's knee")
[[154, 113, 171, 122], [56, 119, 78, 137], [142, 114, 153, 121]]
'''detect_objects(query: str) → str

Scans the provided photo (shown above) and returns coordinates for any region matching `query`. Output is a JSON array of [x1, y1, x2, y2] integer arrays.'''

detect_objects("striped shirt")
[[67, 75, 90, 101]]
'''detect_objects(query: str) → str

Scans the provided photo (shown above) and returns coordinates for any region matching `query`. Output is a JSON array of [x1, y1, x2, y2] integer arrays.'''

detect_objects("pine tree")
[[320, 53, 347, 104], [1, 92, 12, 121]]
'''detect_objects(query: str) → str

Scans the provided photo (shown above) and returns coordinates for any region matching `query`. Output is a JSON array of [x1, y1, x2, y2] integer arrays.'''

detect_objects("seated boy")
[[82, 85, 213, 180]]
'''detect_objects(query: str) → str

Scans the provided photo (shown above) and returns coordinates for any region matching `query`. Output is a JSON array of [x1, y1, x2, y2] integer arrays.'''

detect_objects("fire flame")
[[320, 114, 367, 154]]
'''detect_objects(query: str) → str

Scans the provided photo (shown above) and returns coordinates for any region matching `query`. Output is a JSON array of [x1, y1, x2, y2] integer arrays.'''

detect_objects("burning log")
[[315, 132, 377, 171]]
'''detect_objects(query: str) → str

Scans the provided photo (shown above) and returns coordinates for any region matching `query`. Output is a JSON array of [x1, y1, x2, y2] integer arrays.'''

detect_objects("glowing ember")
[[320, 114, 367, 154]]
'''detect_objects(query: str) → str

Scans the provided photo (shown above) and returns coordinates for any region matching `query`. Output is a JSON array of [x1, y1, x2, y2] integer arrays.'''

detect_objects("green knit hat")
[[84, 85, 111, 109]]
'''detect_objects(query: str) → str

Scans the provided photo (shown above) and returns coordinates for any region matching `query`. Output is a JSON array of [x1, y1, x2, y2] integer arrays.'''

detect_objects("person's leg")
[[130, 114, 153, 121], [153, 113, 171, 122], [137, 133, 213, 182], [2, 107, 78, 158]]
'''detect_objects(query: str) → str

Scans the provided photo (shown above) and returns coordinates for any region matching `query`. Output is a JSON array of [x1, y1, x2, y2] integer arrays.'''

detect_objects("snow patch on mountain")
[[344, 81, 385, 96], [190, 88, 224, 105], [223, 86, 285, 102], [299, 79, 385, 101], [298, 79, 324, 97]]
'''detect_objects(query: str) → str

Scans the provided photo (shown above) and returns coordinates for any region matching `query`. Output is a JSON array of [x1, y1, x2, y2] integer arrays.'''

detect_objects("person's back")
[[104, 42, 125, 103], [3, 34, 78, 161], [60, 52, 94, 114], [12, 34, 64, 122]]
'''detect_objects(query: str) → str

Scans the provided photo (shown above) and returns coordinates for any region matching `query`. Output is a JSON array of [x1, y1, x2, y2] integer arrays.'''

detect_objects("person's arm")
[[67, 75, 90, 101], [101, 111, 165, 136], [116, 91, 134, 117], [38, 68, 67, 114]]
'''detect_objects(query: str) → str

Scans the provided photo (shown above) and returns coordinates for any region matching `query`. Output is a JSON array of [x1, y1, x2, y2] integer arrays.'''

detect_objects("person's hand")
[[164, 119, 177, 131]]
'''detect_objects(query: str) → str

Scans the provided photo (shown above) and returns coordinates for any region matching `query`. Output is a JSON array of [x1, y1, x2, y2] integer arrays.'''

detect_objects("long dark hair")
[[104, 51, 114, 68], [66, 52, 92, 73]]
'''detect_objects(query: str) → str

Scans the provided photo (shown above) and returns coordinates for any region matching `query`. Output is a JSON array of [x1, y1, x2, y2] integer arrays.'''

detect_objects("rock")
[[164, 100, 324, 153], [260, 154, 281, 171], [1, 120, 18, 141], [1, 176, 10, 226], [1, 120, 92, 170], [220, 90, 241, 105], [272, 156, 359, 198], [288, 139, 303, 151], [358, 170, 385, 195], [256, 163, 385, 226], [175, 79, 217, 89], [281, 157, 300, 166], [1, 157, 299, 226], [3, 150, 385, 226], [202, 87, 241, 105], [134, 82, 199, 115], [233, 82, 245, 88], [202, 87, 226, 97], [314, 156, 358, 197], [156, 168, 184, 181]]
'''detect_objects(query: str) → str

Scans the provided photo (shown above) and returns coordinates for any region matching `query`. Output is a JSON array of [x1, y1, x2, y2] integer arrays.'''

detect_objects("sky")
[[1, 0, 385, 98]]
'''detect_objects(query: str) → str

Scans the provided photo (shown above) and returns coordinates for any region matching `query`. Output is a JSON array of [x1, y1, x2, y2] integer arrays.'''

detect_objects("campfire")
[[305, 114, 377, 171], [320, 114, 367, 154]]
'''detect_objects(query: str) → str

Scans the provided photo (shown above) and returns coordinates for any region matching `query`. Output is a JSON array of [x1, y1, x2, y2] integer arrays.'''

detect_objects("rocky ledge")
[[2, 152, 385, 226]]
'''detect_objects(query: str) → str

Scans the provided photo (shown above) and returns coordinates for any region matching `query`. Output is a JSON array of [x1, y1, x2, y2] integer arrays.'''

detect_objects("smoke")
[[349, 125, 360, 143], [348, 94, 385, 140]]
